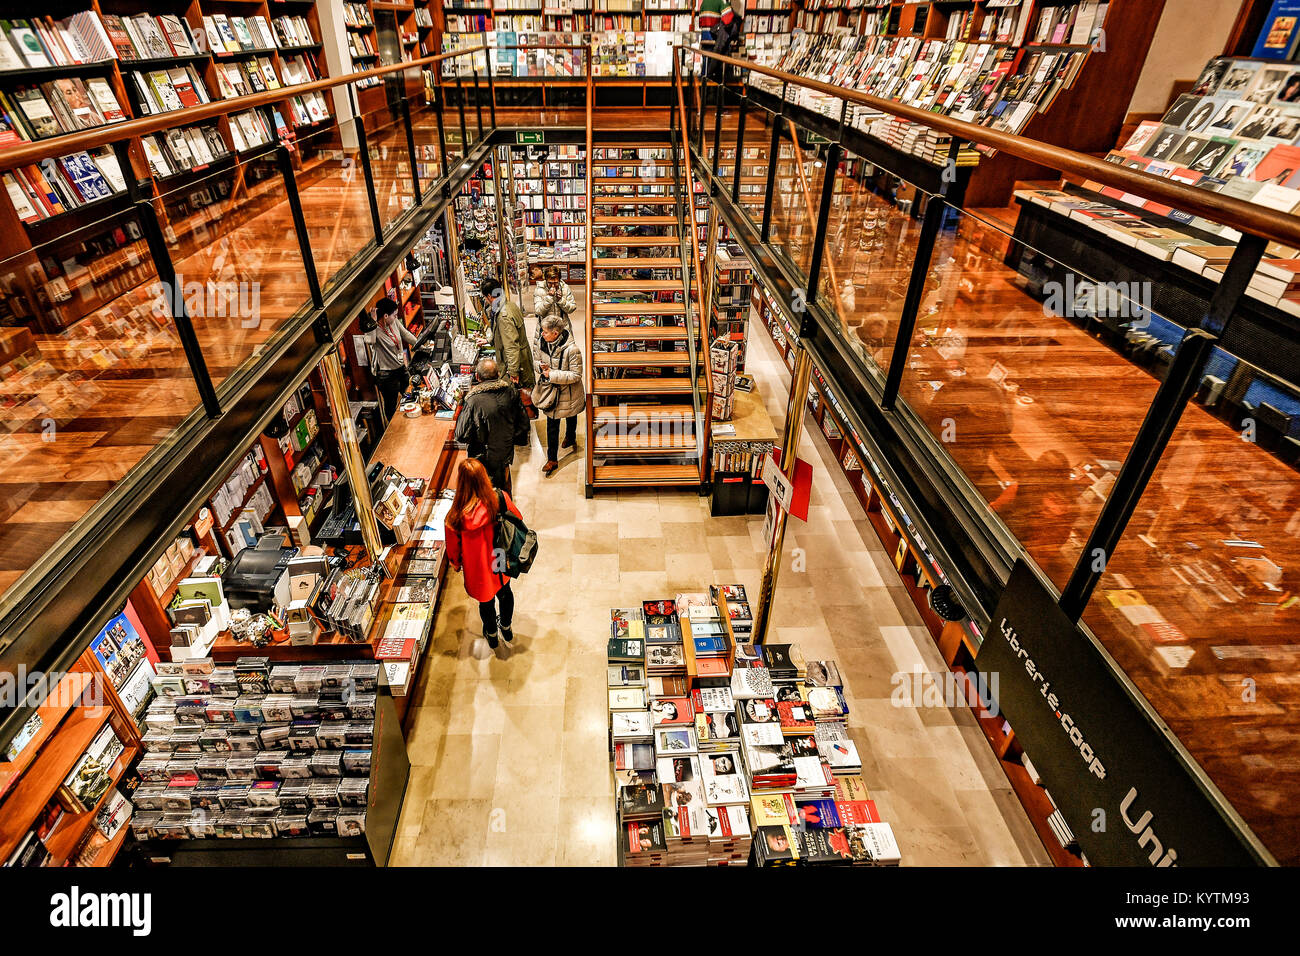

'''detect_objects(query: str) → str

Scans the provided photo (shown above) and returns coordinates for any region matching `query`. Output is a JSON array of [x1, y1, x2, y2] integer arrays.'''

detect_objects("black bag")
[[493, 492, 538, 576]]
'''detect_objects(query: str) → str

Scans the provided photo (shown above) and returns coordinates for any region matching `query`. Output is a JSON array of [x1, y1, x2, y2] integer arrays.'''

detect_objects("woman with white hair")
[[533, 312, 586, 476]]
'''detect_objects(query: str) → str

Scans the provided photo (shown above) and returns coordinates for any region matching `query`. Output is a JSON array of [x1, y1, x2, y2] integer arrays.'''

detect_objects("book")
[[606, 637, 644, 661]]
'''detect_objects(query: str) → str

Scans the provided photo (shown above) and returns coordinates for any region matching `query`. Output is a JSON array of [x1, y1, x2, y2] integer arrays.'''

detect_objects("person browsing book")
[[533, 313, 586, 476], [533, 265, 576, 343], [480, 273, 536, 389], [444, 457, 523, 652]]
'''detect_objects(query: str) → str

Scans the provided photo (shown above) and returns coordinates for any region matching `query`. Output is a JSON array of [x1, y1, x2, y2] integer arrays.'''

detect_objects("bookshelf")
[[0, 646, 145, 868], [0, 2, 335, 334], [507, 142, 588, 282], [749, 0, 1165, 206]]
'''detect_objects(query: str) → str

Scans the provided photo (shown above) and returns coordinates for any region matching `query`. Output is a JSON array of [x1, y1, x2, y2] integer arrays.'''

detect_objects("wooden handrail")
[[0, 46, 487, 173], [585, 44, 596, 489], [679, 46, 1300, 250], [673, 55, 713, 482]]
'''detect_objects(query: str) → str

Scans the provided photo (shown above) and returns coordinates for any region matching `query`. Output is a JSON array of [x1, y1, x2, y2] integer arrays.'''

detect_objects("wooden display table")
[[711, 388, 778, 516]]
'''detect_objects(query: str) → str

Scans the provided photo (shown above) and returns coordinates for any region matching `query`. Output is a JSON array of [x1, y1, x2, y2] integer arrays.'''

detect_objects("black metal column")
[[1058, 234, 1268, 619], [135, 200, 222, 418], [456, 73, 468, 151], [352, 116, 385, 241], [711, 76, 725, 184], [880, 192, 946, 410], [433, 76, 450, 196], [804, 142, 841, 305], [471, 61, 485, 141], [731, 82, 747, 204], [274, 146, 324, 313], [398, 94, 423, 207], [760, 84, 786, 242]]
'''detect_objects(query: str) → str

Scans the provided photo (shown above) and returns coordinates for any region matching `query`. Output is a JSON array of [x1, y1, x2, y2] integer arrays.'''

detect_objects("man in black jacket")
[[455, 357, 531, 490]]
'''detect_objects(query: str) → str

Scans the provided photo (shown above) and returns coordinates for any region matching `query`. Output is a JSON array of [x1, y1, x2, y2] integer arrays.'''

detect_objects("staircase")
[[584, 136, 708, 497]]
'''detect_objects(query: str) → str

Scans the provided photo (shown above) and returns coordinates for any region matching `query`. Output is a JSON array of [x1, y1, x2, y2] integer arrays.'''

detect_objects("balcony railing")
[[672, 45, 1298, 866]]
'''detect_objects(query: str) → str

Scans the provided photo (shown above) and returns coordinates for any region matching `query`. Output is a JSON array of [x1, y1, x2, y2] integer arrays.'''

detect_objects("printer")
[[221, 530, 300, 610]]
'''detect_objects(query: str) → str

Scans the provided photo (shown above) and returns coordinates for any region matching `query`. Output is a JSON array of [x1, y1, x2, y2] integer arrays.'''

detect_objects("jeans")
[[478, 581, 514, 636], [545, 415, 577, 462]]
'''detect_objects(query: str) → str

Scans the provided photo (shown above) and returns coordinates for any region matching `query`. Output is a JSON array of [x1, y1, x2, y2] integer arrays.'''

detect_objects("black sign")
[[977, 560, 1267, 866]]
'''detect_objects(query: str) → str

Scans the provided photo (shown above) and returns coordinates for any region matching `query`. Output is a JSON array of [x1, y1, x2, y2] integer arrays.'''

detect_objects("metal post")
[[320, 350, 385, 563], [485, 48, 498, 129], [433, 74, 450, 193], [353, 116, 385, 241], [711, 74, 725, 184], [1058, 234, 1266, 618], [1057, 329, 1216, 619], [135, 198, 221, 418], [456, 72, 468, 152], [471, 59, 485, 142], [703, 203, 720, 340], [398, 94, 423, 206], [754, 346, 813, 644], [760, 86, 785, 242], [880, 191, 946, 410], [274, 145, 324, 311], [731, 82, 748, 205], [804, 142, 841, 302]]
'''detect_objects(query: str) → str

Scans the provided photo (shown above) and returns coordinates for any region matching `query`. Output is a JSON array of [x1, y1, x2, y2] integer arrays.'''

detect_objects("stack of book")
[[2, 147, 127, 223], [1, 76, 126, 142], [0, 14, 117, 69], [139, 125, 230, 178], [712, 583, 753, 641]]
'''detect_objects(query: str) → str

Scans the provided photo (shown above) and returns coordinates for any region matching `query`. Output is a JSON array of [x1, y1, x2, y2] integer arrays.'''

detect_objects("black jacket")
[[455, 377, 531, 467]]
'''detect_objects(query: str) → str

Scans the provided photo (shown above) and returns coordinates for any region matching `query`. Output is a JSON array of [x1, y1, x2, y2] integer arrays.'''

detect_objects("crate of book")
[[609, 587, 901, 866]]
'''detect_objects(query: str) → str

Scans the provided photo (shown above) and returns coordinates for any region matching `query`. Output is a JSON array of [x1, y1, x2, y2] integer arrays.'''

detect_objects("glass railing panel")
[[0, 205, 203, 611], [733, 106, 774, 234], [812, 148, 930, 378], [152, 148, 312, 389], [767, 120, 826, 279], [896, 204, 1163, 591], [294, 118, 381, 292], [1081, 354, 1300, 863], [360, 95, 418, 236]]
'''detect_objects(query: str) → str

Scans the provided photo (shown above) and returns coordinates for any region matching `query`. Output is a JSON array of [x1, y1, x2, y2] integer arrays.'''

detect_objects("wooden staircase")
[[585, 136, 706, 496]]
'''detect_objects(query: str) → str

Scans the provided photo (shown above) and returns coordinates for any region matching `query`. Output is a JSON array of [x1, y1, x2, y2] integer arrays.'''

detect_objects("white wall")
[[1127, 0, 1245, 116]]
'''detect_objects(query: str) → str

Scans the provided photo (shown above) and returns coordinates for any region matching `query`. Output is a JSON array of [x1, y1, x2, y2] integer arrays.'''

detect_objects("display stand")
[[710, 389, 775, 516]]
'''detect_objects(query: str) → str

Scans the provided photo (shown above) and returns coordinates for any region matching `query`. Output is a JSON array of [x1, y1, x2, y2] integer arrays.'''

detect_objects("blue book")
[[1252, 1, 1300, 60], [693, 635, 727, 654]]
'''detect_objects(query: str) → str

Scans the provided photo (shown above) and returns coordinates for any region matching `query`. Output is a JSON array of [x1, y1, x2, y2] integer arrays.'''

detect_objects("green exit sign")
[[516, 132, 544, 144]]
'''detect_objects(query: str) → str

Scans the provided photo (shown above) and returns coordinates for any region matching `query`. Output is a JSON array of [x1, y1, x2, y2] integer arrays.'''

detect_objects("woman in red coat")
[[445, 457, 523, 650]]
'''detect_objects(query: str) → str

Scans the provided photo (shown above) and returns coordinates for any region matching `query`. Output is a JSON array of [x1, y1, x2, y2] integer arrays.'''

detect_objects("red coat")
[[445, 492, 521, 602]]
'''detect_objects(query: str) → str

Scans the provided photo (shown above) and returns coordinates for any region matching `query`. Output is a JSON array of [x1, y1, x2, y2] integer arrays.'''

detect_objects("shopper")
[[533, 265, 577, 341], [533, 313, 585, 476], [696, 0, 725, 37], [480, 274, 536, 389], [709, 5, 742, 80], [364, 297, 417, 421], [455, 357, 531, 490], [445, 457, 522, 650]]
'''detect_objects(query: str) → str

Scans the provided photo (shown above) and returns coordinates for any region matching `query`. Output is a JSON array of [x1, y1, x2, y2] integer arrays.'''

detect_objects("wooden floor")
[[0, 114, 424, 603], [711, 110, 1300, 863]]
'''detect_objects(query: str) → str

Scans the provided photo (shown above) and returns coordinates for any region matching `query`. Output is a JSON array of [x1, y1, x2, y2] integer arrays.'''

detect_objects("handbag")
[[519, 386, 539, 420]]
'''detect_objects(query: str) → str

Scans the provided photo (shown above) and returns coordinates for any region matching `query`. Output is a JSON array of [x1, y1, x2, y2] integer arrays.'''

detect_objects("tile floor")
[[388, 291, 1051, 867]]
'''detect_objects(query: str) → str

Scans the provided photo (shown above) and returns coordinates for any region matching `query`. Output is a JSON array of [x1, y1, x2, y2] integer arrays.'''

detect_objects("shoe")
[[542, 460, 558, 476], [500, 625, 514, 645], [561, 436, 576, 450], [486, 632, 499, 650]]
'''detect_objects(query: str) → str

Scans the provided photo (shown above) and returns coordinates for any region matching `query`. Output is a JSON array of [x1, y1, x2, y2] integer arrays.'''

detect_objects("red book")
[[837, 799, 883, 825]]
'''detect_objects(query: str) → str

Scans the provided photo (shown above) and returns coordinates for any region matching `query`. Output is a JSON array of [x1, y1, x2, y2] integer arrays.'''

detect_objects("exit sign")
[[516, 132, 544, 144]]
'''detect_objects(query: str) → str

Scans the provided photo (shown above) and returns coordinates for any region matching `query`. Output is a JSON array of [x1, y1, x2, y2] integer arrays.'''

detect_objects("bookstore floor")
[[388, 296, 1051, 867]]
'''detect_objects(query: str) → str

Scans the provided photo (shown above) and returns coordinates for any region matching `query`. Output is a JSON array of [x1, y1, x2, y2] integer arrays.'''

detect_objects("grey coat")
[[532, 330, 586, 420]]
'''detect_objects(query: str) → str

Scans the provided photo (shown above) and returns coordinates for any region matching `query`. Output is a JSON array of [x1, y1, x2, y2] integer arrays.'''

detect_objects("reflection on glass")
[[814, 152, 926, 375], [898, 206, 1161, 588], [1082, 378, 1300, 864], [361, 98, 417, 235], [155, 153, 313, 388], [767, 120, 826, 278], [0, 209, 201, 608], [294, 118, 380, 290]]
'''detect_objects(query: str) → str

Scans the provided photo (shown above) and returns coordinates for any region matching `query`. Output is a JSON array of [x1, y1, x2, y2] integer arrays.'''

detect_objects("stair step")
[[592, 326, 690, 341], [594, 351, 691, 368], [593, 301, 685, 315], [593, 236, 682, 247], [590, 257, 682, 269], [593, 431, 698, 453], [594, 279, 682, 290], [594, 403, 695, 423], [592, 464, 700, 486], [594, 215, 678, 226], [593, 377, 694, 395]]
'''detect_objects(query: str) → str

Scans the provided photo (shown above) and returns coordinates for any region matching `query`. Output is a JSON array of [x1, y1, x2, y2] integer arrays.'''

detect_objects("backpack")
[[493, 492, 538, 576]]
